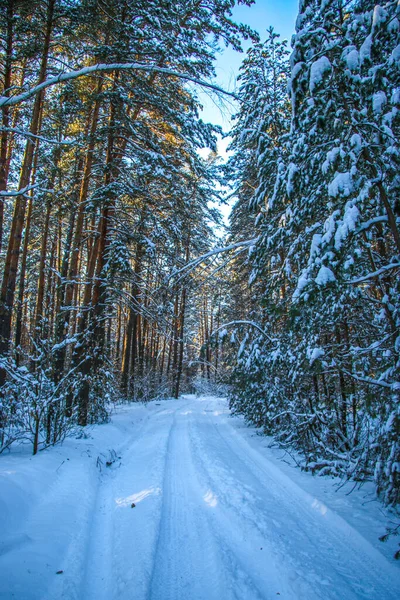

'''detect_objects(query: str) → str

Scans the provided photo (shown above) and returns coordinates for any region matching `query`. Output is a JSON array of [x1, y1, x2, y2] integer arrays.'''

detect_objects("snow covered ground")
[[0, 395, 399, 600]]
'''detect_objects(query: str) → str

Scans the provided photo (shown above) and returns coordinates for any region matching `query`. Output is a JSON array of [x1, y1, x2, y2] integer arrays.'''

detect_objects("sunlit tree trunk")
[[0, 0, 56, 379], [0, 0, 14, 252]]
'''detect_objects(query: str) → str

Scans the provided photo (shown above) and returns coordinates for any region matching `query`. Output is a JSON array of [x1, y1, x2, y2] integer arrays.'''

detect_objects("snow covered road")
[[1, 396, 399, 600]]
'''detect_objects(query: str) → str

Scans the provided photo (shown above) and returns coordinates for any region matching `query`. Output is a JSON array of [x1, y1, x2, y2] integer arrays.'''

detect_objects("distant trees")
[[226, 2, 399, 505]]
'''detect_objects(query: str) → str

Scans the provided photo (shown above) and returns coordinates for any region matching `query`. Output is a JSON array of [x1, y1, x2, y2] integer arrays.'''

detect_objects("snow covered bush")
[[0, 356, 74, 455]]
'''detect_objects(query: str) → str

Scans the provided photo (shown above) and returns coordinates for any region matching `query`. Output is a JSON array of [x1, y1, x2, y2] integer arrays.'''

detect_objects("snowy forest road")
[[1, 396, 400, 600]]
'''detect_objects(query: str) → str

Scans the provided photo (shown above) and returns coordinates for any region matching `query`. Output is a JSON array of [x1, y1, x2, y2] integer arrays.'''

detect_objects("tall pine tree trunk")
[[0, 0, 14, 252], [52, 86, 102, 380], [173, 233, 190, 399], [0, 0, 56, 380]]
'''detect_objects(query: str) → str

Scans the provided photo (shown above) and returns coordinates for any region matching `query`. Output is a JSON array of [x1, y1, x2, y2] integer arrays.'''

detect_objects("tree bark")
[[0, 0, 14, 252], [0, 0, 56, 378], [173, 234, 190, 399]]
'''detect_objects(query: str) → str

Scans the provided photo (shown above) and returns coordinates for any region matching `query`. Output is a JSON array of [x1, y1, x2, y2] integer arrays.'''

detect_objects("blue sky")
[[198, 0, 299, 129], [197, 0, 299, 224]]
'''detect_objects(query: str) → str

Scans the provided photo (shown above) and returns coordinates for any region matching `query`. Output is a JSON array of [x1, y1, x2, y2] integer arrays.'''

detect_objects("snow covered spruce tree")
[[227, 2, 400, 505], [283, 0, 400, 505], [226, 29, 292, 430]]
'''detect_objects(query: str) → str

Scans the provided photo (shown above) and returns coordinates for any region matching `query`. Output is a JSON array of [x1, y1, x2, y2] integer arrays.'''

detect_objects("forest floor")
[[0, 395, 399, 600]]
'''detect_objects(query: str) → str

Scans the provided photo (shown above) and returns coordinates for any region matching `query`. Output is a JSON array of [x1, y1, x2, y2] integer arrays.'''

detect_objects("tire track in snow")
[[212, 414, 400, 599], [81, 401, 192, 600], [46, 401, 189, 600], [148, 404, 227, 600], [187, 406, 308, 600], [188, 402, 400, 600]]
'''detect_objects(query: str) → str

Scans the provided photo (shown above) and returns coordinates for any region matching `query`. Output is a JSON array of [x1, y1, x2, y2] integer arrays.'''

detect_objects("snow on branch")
[[356, 215, 388, 234], [167, 238, 258, 282], [0, 63, 238, 109], [348, 262, 400, 284], [0, 127, 79, 146], [0, 183, 40, 197], [212, 320, 277, 344], [342, 369, 399, 391]]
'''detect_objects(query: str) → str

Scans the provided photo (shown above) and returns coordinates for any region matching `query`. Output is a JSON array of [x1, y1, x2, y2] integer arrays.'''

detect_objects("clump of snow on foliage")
[[360, 35, 373, 64], [293, 270, 309, 300], [342, 46, 359, 71], [372, 5, 388, 28], [350, 134, 362, 152], [322, 210, 340, 245], [307, 346, 325, 364], [373, 91, 387, 114], [309, 233, 322, 261], [390, 44, 400, 64], [286, 162, 298, 196], [309, 56, 331, 94], [322, 147, 340, 174], [388, 17, 399, 33], [334, 203, 360, 249], [315, 265, 336, 286], [328, 172, 353, 198]]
